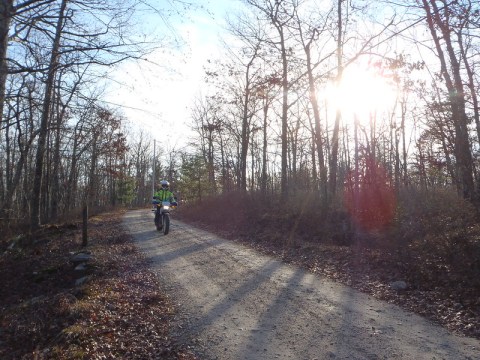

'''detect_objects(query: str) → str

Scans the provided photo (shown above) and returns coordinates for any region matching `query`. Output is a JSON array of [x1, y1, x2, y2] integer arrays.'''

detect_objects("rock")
[[75, 276, 90, 286], [70, 252, 92, 264], [390, 280, 407, 291], [74, 263, 87, 271], [23, 295, 47, 306]]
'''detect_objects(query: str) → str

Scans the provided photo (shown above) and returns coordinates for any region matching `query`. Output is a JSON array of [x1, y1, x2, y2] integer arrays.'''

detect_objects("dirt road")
[[123, 209, 480, 359]]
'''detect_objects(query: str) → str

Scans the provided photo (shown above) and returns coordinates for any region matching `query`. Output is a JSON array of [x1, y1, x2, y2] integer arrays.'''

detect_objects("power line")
[[96, 98, 164, 118]]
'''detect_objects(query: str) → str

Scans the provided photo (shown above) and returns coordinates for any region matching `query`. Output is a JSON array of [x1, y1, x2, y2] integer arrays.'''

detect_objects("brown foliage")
[[344, 160, 396, 232]]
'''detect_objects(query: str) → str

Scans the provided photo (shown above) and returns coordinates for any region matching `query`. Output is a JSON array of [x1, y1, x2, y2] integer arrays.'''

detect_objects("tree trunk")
[[401, 100, 408, 186], [329, 0, 344, 198], [1, 125, 37, 217], [458, 30, 480, 155], [261, 95, 269, 197], [422, 0, 474, 200], [280, 27, 289, 200], [50, 84, 62, 220], [305, 41, 327, 200], [0, 0, 13, 130], [240, 62, 253, 192], [307, 112, 317, 192], [30, 0, 68, 231]]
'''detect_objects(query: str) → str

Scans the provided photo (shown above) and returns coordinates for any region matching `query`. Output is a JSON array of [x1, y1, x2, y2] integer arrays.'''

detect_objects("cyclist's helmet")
[[160, 180, 170, 189]]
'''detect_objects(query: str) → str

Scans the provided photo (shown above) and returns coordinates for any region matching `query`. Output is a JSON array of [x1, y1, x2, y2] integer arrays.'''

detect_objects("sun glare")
[[326, 64, 398, 124]]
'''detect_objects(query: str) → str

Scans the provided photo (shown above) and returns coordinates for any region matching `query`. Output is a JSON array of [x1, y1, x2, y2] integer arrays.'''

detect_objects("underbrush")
[[178, 188, 480, 267], [0, 205, 119, 248]]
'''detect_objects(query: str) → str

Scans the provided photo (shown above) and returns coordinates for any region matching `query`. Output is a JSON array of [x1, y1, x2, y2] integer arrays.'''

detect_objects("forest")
[[1, 1, 480, 357], [0, 1, 479, 251]]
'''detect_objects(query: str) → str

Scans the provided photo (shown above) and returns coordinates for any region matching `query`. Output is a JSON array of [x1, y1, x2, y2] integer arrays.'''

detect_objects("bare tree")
[[30, 0, 68, 230], [225, 12, 267, 192], [293, 6, 335, 200], [420, 0, 475, 199], [0, 0, 57, 130], [244, 0, 298, 199], [190, 95, 221, 194]]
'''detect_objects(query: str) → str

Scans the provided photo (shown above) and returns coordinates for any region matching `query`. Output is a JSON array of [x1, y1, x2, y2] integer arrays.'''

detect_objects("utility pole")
[[152, 139, 156, 198]]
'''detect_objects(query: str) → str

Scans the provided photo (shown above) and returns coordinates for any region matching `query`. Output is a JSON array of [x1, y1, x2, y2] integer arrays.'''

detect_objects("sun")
[[326, 64, 398, 124]]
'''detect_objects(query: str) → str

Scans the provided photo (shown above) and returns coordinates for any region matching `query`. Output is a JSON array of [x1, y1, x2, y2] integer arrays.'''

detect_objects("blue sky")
[[104, 0, 235, 150]]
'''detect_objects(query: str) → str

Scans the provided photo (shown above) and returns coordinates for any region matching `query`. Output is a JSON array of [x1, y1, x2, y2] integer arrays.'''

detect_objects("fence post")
[[82, 204, 88, 247]]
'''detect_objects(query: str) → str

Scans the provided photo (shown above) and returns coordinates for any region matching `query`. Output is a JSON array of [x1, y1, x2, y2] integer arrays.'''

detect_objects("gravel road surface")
[[123, 209, 480, 360]]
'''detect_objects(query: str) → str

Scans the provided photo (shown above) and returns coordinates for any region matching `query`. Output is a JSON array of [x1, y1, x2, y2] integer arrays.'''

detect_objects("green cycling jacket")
[[154, 189, 175, 202]]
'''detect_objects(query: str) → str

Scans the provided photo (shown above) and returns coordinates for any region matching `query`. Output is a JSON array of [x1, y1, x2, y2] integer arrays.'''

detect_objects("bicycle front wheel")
[[163, 213, 170, 235]]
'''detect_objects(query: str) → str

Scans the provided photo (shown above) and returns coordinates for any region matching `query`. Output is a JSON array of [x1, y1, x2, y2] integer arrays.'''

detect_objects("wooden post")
[[82, 204, 88, 247]]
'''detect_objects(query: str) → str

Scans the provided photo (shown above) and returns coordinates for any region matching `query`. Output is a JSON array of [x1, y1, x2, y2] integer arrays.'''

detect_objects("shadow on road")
[[124, 209, 480, 360]]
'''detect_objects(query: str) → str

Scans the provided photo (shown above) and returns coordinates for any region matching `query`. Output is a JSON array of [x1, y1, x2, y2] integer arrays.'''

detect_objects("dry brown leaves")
[[1, 206, 478, 360], [177, 206, 480, 341], [0, 211, 197, 360], [221, 234, 480, 340]]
